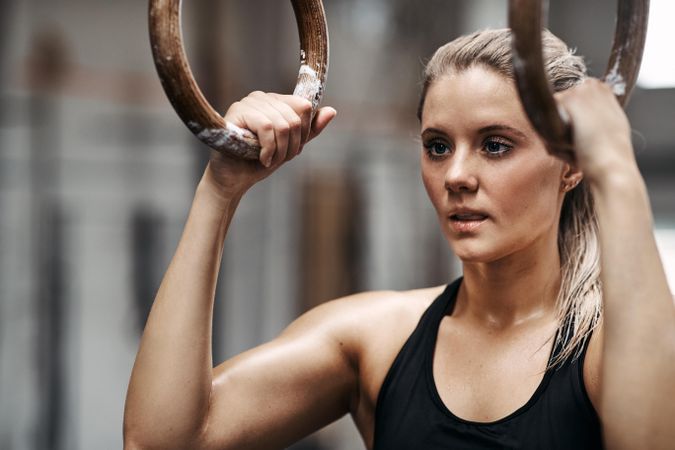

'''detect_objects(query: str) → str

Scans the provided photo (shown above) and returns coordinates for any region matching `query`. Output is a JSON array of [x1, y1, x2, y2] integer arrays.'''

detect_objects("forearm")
[[124, 169, 243, 449], [590, 167, 675, 449]]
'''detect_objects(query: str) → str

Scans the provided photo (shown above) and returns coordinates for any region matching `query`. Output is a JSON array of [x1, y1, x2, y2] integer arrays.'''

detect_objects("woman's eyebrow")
[[421, 127, 447, 137], [478, 124, 527, 140]]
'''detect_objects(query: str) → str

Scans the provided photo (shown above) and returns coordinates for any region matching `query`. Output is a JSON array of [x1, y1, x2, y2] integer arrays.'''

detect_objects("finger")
[[307, 107, 337, 142], [242, 94, 292, 165], [264, 95, 304, 160], [229, 102, 279, 168], [269, 93, 313, 143]]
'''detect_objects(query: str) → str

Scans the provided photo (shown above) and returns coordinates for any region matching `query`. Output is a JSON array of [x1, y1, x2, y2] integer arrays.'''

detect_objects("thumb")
[[307, 106, 337, 142]]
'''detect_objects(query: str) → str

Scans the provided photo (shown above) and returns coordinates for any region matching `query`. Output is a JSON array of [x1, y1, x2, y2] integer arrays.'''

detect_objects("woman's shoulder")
[[315, 285, 446, 334], [340, 284, 446, 314], [284, 285, 447, 363]]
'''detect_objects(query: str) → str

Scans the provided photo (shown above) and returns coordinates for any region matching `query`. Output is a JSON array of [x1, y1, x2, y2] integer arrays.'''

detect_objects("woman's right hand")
[[202, 92, 337, 200]]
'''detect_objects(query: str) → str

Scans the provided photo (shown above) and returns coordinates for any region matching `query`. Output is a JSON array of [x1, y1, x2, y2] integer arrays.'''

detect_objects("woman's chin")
[[456, 253, 494, 264], [449, 242, 503, 264]]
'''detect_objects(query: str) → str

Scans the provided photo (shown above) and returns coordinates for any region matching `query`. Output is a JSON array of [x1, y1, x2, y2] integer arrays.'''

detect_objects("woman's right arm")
[[123, 93, 343, 450]]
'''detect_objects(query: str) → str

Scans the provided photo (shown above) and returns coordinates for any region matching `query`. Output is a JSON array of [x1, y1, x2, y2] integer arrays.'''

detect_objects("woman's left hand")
[[554, 78, 637, 185]]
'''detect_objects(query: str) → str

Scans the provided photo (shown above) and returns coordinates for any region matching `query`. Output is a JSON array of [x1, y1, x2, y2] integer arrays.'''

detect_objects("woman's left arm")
[[557, 79, 675, 450]]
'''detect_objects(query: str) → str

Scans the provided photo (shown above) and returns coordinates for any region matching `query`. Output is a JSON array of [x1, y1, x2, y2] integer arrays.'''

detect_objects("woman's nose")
[[444, 151, 479, 193]]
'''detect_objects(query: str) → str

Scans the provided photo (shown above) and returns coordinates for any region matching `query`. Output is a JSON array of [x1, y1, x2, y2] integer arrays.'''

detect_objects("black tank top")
[[373, 278, 603, 449]]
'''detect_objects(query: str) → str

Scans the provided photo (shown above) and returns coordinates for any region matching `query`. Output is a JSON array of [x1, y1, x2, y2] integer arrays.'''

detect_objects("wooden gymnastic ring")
[[508, 0, 649, 160], [149, 0, 329, 160]]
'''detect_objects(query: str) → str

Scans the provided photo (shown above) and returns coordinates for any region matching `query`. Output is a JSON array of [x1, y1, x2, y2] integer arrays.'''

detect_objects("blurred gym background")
[[0, 0, 673, 449]]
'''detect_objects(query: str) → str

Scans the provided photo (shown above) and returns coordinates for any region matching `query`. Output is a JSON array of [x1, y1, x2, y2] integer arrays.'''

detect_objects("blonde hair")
[[420, 29, 601, 366]]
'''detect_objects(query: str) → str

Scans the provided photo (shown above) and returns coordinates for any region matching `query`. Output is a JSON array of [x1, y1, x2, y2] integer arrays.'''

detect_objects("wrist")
[[589, 163, 648, 203], [195, 169, 245, 217], [577, 137, 636, 186], [200, 162, 249, 199]]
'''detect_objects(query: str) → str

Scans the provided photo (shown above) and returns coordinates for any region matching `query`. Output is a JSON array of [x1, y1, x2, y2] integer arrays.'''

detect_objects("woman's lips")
[[448, 214, 488, 233]]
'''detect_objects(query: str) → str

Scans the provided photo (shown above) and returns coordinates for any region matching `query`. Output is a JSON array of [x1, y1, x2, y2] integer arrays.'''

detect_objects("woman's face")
[[420, 66, 569, 263]]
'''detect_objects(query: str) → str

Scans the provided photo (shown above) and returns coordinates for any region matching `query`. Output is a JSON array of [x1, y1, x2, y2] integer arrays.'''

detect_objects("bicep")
[[200, 306, 358, 450]]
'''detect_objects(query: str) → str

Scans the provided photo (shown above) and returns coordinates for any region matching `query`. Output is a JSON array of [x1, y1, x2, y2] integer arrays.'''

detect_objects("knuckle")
[[298, 99, 313, 113], [240, 96, 256, 107], [277, 122, 291, 136], [260, 120, 274, 132]]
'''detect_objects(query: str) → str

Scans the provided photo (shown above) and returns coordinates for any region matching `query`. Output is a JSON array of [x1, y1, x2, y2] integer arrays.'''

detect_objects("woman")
[[123, 29, 674, 449]]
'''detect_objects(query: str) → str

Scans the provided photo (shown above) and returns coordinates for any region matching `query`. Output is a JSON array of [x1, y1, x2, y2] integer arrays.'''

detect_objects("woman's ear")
[[560, 162, 584, 193]]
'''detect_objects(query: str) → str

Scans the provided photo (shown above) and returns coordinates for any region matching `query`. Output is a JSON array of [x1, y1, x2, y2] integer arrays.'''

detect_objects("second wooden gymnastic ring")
[[508, 0, 649, 159]]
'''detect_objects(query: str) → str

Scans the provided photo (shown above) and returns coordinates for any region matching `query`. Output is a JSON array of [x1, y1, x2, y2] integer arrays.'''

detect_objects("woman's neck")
[[455, 236, 562, 330]]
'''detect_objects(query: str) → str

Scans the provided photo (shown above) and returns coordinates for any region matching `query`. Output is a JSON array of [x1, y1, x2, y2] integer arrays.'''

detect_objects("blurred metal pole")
[[0, 0, 14, 394], [130, 209, 166, 335], [0, 0, 14, 84], [27, 28, 69, 450]]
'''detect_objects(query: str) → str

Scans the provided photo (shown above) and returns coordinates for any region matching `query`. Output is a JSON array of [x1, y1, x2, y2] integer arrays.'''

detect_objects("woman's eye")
[[425, 141, 450, 157], [483, 139, 512, 156]]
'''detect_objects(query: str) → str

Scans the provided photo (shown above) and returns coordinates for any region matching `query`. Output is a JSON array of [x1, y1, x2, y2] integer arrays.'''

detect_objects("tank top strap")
[[415, 277, 463, 343], [427, 277, 463, 322]]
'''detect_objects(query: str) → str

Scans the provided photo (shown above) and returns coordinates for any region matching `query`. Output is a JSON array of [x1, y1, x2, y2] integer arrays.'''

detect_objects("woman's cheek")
[[421, 170, 445, 212]]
